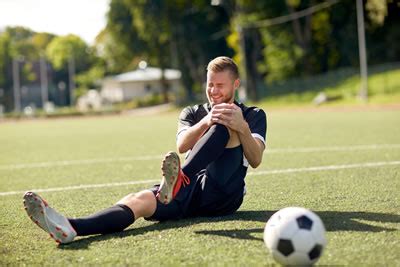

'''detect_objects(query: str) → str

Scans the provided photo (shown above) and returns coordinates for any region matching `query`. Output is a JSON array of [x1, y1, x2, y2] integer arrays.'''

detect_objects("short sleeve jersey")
[[177, 101, 267, 166]]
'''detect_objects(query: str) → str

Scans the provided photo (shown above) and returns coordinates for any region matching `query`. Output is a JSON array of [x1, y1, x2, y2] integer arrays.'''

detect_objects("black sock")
[[68, 204, 135, 236], [182, 124, 230, 177]]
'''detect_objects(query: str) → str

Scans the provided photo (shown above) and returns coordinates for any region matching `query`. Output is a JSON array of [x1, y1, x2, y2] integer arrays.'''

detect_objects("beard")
[[208, 91, 235, 106]]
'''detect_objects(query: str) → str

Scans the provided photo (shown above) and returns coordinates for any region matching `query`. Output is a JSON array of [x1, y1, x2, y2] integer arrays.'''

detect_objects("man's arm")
[[176, 116, 211, 153], [236, 121, 265, 168], [212, 103, 265, 168]]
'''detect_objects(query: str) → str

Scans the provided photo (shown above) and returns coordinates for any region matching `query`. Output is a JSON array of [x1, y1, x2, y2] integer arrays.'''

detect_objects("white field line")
[[265, 144, 400, 153], [0, 155, 163, 170], [1, 160, 399, 197], [247, 160, 400, 176], [0, 179, 160, 197], [1, 144, 400, 171]]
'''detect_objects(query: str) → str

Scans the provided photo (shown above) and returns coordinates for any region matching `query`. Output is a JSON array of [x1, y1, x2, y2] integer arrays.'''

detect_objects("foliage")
[[366, 0, 387, 26], [75, 62, 106, 90], [1, 0, 400, 111], [105, 0, 233, 101], [46, 34, 93, 72], [0, 27, 103, 110], [259, 28, 303, 82]]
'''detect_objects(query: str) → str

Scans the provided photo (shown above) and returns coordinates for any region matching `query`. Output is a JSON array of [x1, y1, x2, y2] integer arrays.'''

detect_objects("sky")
[[0, 0, 110, 44]]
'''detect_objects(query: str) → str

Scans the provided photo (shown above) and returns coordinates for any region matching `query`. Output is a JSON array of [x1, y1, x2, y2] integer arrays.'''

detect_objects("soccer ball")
[[263, 207, 327, 265]]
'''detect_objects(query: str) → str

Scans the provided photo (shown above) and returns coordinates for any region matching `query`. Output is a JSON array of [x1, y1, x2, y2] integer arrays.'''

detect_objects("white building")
[[101, 66, 182, 103]]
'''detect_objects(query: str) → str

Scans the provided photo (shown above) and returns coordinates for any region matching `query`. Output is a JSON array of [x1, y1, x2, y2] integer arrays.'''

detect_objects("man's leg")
[[157, 124, 232, 204], [68, 190, 156, 236], [23, 190, 157, 244], [182, 124, 230, 177]]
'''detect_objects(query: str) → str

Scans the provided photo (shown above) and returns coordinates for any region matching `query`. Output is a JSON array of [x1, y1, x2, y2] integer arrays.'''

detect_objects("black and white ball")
[[264, 207, 327, 265]]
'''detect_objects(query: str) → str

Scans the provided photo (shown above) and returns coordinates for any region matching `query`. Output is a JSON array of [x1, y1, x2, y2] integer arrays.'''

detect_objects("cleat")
[[23, 191, 77, 244], [156, 152, 190, 205]]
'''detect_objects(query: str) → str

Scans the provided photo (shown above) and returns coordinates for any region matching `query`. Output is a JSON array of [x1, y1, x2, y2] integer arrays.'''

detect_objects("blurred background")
[[0, 0, 399, 117]]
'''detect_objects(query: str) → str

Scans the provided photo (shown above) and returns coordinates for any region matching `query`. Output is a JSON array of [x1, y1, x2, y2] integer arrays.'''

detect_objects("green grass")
[[0, 108, 399, 265], [261, 63, 400, 106]]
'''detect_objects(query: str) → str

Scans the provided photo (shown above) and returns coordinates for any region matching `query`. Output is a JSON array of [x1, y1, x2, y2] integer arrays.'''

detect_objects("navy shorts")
[[145, 170, 244, 221]]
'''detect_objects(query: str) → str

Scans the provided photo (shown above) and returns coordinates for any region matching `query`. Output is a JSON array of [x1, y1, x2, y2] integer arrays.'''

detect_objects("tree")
[[105, 0, 233, 102], [46, 34, 96, 103], [46, 34, 92, 72], [0, 31, 13, 110], [0, 27, 44, 111]]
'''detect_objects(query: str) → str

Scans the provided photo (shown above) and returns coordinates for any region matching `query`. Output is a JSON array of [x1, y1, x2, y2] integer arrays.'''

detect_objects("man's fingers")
[[212, 117, 229, 126], [213, 103, 235, 111], [213, 112, 230, 121], [213, 108, 233, 115]]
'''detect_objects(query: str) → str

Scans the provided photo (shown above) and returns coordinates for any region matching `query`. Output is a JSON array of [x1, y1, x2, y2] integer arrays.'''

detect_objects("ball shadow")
[[59, 210, 399, 250]]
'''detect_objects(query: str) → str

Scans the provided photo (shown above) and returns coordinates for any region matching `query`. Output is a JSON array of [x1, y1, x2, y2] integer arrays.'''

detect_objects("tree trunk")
[[287, 2, 314, 74], [160, 67, 169, 103]]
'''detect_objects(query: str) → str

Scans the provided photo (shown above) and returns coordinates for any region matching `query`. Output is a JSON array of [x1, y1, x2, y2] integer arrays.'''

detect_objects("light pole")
[[68, 56, 75, 106], [12, 57, 22, 113], [356, 0, 368, 100], [40, 54, 49, 107]]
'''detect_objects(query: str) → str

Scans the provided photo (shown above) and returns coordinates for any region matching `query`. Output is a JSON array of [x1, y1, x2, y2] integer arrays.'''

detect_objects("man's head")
[[206, 56, 240, 106]]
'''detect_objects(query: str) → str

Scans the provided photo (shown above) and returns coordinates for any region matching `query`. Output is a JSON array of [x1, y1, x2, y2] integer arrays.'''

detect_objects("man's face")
[[206, 70, 240, 106]]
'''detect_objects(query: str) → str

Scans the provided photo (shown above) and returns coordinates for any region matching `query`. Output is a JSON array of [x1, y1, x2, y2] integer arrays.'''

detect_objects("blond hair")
[[207, 56, 239, 79]]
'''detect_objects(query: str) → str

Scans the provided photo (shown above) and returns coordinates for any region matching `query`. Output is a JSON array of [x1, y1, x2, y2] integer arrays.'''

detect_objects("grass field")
[[0, 107, 399, 265]]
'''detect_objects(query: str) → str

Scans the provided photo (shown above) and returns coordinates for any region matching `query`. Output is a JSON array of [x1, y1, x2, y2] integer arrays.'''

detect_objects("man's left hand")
[[211, 103, 247, 133]]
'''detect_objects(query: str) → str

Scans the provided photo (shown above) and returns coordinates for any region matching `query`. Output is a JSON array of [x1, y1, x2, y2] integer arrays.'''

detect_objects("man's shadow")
[[59, 210, 399, 250]]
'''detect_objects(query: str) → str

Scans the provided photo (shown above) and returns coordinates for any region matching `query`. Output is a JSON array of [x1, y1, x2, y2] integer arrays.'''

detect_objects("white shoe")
[[23, 192, 77, 244]]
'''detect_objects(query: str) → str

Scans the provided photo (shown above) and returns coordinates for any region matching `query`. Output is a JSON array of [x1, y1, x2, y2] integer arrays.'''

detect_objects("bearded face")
[[206, 70, 239, 106]]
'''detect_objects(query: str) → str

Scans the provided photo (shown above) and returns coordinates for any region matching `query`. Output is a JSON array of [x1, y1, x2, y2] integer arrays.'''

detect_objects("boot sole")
[[157, 152, 180, 204], [23, 192, 75, 244]]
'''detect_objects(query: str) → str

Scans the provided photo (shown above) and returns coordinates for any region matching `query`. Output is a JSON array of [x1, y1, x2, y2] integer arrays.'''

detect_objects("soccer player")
[[23, 56, 267, 244]]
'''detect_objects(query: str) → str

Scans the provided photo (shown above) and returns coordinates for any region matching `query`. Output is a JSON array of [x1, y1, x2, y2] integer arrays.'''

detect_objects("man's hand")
[[212, 103, 265, 168], [211, 103, 247, 133]]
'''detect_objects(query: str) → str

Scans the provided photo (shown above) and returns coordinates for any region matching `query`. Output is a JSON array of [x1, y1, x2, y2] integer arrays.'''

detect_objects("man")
[[23, 56, 267, 244]]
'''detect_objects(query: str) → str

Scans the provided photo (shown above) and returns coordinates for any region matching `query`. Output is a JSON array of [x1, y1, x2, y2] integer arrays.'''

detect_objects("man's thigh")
[[191, 173, 244, 217], [144, 185, 184, 222]]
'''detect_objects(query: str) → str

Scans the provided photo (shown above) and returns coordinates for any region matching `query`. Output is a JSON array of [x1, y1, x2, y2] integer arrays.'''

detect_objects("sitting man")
[[23, 56, 267, 243]]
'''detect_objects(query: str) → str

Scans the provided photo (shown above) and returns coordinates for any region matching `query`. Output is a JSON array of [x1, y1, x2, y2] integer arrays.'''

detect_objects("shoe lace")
[[179, 170, 190, 187]]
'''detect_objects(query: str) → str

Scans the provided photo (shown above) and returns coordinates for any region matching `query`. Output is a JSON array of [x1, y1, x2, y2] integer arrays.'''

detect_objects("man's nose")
[[210, 86, 218, 94]]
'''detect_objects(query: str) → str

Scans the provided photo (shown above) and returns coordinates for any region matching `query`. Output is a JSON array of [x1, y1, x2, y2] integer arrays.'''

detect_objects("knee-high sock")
[[68, 204, 135, 236], [182, 124, 229, 178]]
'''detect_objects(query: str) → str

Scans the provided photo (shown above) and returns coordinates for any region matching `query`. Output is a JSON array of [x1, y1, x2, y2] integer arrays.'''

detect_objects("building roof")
[[111, 67, 181, 82]]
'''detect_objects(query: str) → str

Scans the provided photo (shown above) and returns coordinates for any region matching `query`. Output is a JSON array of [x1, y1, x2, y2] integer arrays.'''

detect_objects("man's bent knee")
[[212, 124, 241, 148], [117, 190, 156, 219], [209, 123, 230, 140]]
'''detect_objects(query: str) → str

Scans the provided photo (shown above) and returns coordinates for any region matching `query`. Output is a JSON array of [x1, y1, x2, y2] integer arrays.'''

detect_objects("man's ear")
[[234, 79, 240, 89]]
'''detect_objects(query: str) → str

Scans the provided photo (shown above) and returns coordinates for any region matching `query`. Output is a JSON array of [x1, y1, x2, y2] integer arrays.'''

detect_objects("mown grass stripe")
[[1, 144, 399, 170], [1, 160, 399, 197]]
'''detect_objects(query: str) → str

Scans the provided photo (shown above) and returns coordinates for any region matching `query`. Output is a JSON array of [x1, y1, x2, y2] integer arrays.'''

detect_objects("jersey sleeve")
[[246, 108, 267, 145], [177, 106, 196, 137]]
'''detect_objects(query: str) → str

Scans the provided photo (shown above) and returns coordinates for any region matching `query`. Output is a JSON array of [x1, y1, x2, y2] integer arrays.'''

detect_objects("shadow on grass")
[[59, 210, 399, 250]]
